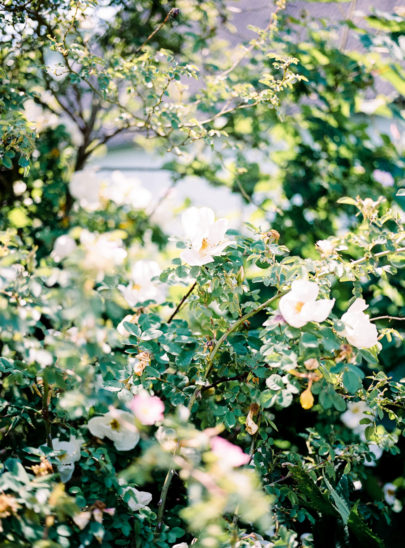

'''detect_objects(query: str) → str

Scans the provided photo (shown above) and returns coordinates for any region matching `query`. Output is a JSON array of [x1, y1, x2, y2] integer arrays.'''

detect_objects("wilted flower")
[[279, 279, 335, 328], [53, 436, 83, 482], [69, 169, 102, 211], [341, 298, 378, 349], [0, 493, 20, 518], [51, 235, 77, 262], [128, 393, 165, 425], [340, 401, 372, 433], [180, 207, 231, 266], [80, 230, 127, 277], [88, 409, 140, 451], [119, 260, 165, 306], [31, 456, 53, 477], [100, 170, 151, 210], [130, 351, 151, 376], [246, 403, 259, 435], [210, 436, 250, 468], [121, 485, 152, 511], [73, 501, 115, 531]]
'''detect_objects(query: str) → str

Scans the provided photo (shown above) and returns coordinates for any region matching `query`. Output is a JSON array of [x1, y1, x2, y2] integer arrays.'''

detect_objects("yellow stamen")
[[132, 283, 141, 291], [110, 419, 121, 431], [295, 301, 304, 313], [199, 238, 209, 254]]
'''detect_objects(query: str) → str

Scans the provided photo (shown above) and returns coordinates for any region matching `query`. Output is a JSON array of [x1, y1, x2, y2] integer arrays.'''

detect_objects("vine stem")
[[154, 244, 405, 533]]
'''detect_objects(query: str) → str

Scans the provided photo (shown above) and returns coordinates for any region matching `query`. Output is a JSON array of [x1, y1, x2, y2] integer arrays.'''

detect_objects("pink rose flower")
[[128, 393, 165, 425], [210, 436, 250, 467]]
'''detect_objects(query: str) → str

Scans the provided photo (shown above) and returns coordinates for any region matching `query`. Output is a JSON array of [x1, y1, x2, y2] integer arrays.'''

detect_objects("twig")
[[41, 379, 53, 449], [371, 315, 405, 322], [167, 281, 197, 324], [202, 374, 248, 391], [135, 8, 179, 54]]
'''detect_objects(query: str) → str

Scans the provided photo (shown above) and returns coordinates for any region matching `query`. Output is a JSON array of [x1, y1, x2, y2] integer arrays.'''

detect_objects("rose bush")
[[1, 2, 405, 548]]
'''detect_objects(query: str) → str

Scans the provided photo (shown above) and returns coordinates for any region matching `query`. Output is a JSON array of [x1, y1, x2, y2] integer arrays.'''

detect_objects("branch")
[[167, 281, 197, 324], [135, 8, 179, 54], [371, 315, 405, 322]]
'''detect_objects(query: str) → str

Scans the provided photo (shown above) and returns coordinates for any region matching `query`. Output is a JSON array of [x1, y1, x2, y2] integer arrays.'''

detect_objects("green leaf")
[[337, 197, 358, 206], [300, 333, 318, 348], [342, 368, 362, 394], [123, 322, 141, 337], [224, 410, 236, 428], [324, 478, 350, 524], [348, 502, 384, 547], [290, 466, 337, 517]]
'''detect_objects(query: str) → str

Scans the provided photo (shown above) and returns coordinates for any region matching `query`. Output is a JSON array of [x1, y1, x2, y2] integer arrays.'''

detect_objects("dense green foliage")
[[0, 1, 404, 547]]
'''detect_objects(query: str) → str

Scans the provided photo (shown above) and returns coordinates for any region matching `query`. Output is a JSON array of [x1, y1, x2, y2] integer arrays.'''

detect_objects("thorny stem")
[[167, 281, 197, 324]]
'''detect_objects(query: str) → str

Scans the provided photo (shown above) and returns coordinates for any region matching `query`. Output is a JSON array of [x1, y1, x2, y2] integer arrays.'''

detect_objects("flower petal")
[[290, 280, 319, 301], [180, 249, 214, 266]]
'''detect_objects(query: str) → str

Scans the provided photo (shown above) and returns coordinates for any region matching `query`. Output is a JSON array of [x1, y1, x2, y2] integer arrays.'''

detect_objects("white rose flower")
[[24, 99, 59, 131], [383, 483, 398, 505], [316, 239, 336, 257], [373, 169, 394, 188], [119, 260, 165, 306], [88, 409, 140, 451], [363, 441, 383, 467], [278, 279, 335, 328], [13, 181, 27, 196], [340, 401, 372, 433], [53, 436, 83, 483], [80, 230, 127, 277], [29, 348, 53, 366], [121, 485, 152, 511], [100, 171, 151, 210], [51, 235, 77, 262], [180, 207, 231, 266], [69, 169, 102, 211], [341, 298, 378, 349]]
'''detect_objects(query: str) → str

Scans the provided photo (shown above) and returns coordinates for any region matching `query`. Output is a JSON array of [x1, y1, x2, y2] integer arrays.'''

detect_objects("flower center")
[[199, 238, 209, 254], [58, 451, 68, 462], [132, 283, 141, 291], [110, 419, 121, 431], [295, 301, 304, 313]]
